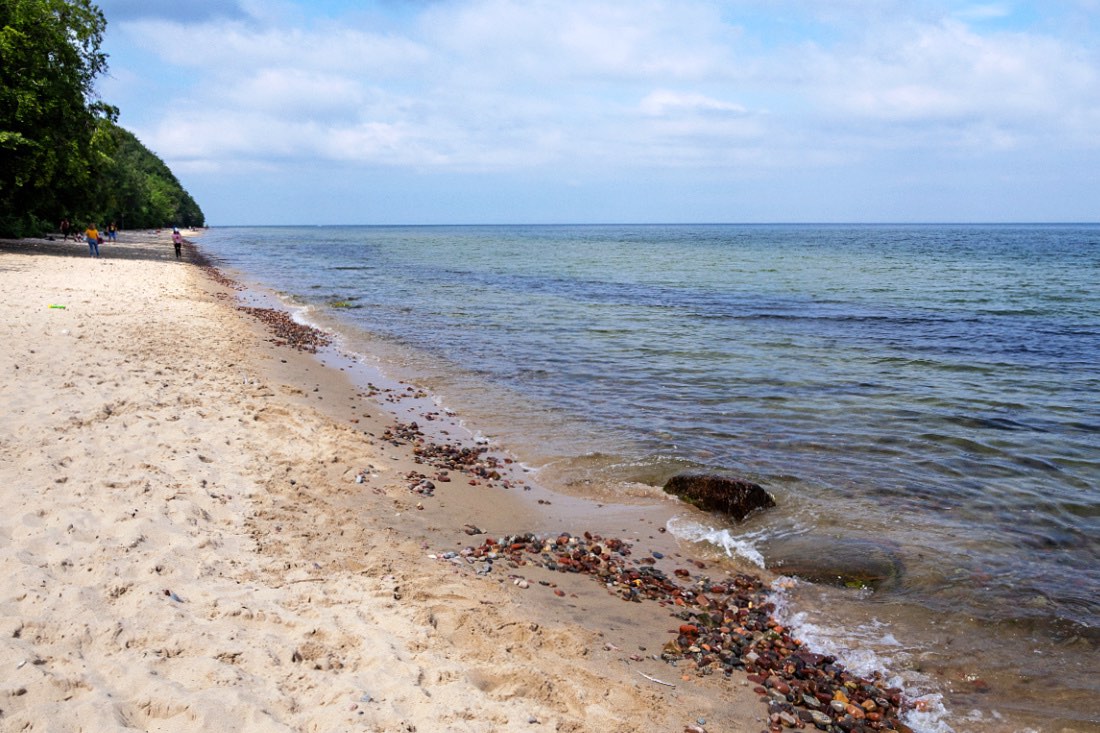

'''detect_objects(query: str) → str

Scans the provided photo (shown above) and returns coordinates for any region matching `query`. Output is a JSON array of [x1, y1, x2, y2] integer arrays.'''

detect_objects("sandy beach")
[[0, 230, 784, 732]]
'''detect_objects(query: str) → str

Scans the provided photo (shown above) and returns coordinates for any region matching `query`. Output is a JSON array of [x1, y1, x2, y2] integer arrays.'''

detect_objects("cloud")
[[223, 68, 368, 121], [121, 18, 430, 74], [804, 17, 1100, 150], [417, 0, 740, 82], [108, 0, 1100, 182], [639, 90, 748, 117], [951, 3, 1013, 21]]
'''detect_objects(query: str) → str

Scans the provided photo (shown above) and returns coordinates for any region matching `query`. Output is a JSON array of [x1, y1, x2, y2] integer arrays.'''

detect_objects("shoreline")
[[1, 230, 918, 732]]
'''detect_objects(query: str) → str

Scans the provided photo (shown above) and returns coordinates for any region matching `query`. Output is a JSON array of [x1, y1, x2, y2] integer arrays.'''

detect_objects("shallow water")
[[198, 223, 1100, 731]]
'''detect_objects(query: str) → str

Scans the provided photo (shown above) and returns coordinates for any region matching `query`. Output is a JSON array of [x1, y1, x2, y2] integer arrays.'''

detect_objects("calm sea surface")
[[197, 224, 1100, 731]]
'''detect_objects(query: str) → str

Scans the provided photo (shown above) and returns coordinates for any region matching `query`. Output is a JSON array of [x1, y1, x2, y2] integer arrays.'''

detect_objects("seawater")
[[197, 224, 1100, 731]]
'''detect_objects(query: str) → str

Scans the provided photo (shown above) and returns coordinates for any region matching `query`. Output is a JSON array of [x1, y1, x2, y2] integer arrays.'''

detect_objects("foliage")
[[96, 124, 205, 230], [0, 0, 203, 237]]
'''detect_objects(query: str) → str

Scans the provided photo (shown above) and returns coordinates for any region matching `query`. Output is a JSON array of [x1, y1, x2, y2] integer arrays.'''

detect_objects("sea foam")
[[665, 517, 766, 568]]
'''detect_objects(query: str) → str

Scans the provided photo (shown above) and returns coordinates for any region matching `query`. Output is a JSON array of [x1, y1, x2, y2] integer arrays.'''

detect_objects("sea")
[[195, 223, 1099, 733]]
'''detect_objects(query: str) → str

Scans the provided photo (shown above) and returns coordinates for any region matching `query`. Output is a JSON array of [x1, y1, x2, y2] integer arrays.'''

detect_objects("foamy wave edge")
[[666, 516, 954, 733], [665, 517, 766, 568]]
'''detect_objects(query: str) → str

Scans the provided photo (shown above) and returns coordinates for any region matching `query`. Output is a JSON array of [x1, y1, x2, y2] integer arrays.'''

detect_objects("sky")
[[94, 0, 1100, 225]]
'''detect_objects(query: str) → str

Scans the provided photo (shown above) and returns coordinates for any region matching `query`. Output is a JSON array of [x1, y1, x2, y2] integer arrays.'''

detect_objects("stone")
[[662, 473, 775, 521], [763, 536, 904, 590], [450, 530, 909, 732]]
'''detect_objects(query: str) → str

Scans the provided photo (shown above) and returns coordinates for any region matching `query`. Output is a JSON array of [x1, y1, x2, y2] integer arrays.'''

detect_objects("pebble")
[[450, 530, 911, 732], [237, 306, 331, 353], [383, 421, 507, 482], [396, 421, 912, 732]]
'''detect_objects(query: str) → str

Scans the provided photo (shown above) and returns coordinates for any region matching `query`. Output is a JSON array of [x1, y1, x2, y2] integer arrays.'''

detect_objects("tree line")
[[0, 0, 204, 238]]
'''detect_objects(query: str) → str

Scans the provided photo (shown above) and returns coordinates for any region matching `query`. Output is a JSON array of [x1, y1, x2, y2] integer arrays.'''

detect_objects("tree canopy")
[[97, 124, 205, 230], [0, 0, 203, 237]]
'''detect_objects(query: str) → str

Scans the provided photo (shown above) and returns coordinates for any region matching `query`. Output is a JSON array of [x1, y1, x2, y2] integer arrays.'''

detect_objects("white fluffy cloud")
[[809, 19, 1098, 128], [104, 0, 1100, 186]]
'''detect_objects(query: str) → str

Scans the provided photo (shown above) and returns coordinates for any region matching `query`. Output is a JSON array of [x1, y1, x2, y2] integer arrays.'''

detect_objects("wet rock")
[[662, 473, 775, 521], [237, 306, 331, 353], [447, 529, 911, 732], [764, 536, 904, 590]]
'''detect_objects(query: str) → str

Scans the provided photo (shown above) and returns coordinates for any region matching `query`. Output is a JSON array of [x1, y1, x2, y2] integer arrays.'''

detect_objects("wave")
[[665, 517, 765, 568]]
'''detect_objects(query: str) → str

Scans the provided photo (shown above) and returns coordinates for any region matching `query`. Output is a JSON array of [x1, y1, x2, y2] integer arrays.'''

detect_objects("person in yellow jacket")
[[85, 224, 100, 257]]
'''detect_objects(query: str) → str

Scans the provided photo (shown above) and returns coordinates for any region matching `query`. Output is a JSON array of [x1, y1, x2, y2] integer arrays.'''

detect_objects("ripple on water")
[[196, 223, 1100, 730]]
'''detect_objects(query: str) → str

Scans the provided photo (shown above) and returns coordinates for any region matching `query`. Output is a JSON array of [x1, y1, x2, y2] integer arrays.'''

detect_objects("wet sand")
[[1, 230, 772, 732]]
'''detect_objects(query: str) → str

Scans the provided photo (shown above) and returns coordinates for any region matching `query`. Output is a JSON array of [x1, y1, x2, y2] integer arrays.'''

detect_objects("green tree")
[[1, 0, 204, 237], [97, 123, 204, 229], [0, 0, 112, 236]]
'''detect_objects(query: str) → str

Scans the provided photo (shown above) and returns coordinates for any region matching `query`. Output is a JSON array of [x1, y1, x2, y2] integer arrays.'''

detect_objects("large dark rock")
[[764, 536, 904, 590], [662, 473, 775, 521]]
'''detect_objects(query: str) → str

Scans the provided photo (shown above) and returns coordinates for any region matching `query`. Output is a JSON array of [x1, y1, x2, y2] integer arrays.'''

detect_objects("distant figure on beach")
[[172, 227, 182, 260], [60, 218, 71, 241], [85, 224, 100, 257], [107, 222, 118, 241]]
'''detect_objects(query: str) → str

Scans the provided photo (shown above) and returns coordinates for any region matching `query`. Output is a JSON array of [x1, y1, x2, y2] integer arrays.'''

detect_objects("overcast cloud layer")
[[96, 0, 1100, 224]]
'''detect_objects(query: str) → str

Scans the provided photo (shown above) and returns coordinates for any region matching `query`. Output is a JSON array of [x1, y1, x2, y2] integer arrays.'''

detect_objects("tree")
[[96, 123, 205, 229], [0, 0, 111, 236], [1, 0, 204, 236]]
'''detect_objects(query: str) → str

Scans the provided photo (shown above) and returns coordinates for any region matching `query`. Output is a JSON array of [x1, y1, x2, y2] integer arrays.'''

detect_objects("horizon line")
[[203, 221, 1100, 228]]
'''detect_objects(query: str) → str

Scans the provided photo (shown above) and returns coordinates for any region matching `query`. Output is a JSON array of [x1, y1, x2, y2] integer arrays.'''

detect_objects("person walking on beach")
[[60, 218, 71, 241], [172, 227, 182, 260], [107, 221, 118, 241], [85, 223, 100, 257]]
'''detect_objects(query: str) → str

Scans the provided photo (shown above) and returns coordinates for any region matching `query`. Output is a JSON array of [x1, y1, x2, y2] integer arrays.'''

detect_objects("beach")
[[0, 231, 785, 732]]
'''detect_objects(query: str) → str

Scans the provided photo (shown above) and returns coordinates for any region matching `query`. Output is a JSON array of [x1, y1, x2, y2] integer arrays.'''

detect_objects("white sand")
[[0, 232, 761, 732]]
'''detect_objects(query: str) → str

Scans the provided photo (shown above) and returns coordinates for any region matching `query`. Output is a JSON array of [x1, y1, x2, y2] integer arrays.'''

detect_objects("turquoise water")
[[198, 224, 1100, 728]]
